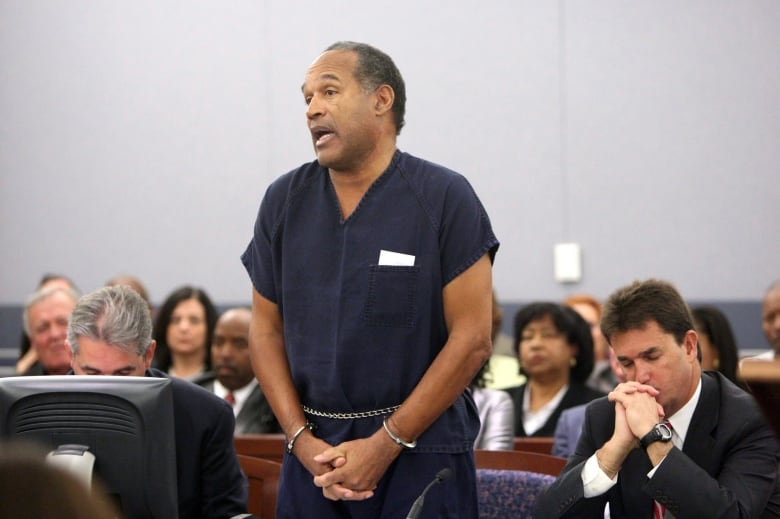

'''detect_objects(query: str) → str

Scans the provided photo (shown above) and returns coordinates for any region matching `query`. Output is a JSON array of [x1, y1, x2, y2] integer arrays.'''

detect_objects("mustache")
[[214, 363, 239, 373]]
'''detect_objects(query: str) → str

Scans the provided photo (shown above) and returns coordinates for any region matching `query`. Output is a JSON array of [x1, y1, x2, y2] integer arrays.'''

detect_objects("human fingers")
[[314, 467, 342, 489], [610, 382, 660, 400], [611, 401, 639, 449], [632, 384, 660, 396], [320, 483, 374, 501], [313, 447, 346, 466]]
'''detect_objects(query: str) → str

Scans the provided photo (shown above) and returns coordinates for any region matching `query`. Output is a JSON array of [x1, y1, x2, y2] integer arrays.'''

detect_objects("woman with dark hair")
[[153, 285, 217, 380], [504, 302, 605, 437], [692, 305, 744, 388]]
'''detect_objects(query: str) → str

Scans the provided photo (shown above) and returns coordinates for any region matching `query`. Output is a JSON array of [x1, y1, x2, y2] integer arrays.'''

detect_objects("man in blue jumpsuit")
[[242, 41, 499, 518]]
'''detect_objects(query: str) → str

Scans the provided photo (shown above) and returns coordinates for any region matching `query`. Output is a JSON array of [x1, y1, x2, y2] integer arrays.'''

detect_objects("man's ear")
[[373, 84, 395, 116], [144, 340, 157, 368], [683, 329, 699, 361], [65, 339, 75, 366]]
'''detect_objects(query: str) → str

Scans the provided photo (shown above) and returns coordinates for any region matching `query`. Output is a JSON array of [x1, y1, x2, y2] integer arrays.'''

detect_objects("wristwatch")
[[639, 422, 673, 450]]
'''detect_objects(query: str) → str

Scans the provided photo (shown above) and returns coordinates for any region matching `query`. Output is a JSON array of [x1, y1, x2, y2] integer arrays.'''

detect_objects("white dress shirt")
[[213, 378, 258, 418]]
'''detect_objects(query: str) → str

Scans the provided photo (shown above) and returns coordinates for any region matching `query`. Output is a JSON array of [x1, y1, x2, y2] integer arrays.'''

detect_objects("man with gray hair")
[[66, 285, 248, 519], [21, 286, 79, 375]]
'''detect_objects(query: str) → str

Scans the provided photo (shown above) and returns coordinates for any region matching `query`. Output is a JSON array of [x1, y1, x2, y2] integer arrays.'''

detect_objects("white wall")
[[2, 1, 779, 305]]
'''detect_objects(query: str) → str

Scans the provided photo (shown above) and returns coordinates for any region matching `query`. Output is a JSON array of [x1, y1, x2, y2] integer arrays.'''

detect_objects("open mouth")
[[311, 127, 334, 147]]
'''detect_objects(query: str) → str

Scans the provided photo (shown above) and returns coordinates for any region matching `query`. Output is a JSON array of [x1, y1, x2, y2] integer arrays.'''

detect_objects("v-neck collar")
[[325, 150, 401, 224]]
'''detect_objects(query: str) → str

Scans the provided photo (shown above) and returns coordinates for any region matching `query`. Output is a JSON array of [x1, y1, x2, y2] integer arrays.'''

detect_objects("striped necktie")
[[653, 501, 666, 519]]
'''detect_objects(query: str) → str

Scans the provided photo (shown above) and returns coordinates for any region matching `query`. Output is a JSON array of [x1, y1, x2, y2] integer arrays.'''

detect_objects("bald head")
[[211, 307, 254, 390], [762, 281, 780, 356]]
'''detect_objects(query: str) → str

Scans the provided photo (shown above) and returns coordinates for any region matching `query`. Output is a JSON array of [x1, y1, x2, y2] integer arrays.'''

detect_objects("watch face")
[[641, 422, 673, 449], [656, 422, 673, 441]]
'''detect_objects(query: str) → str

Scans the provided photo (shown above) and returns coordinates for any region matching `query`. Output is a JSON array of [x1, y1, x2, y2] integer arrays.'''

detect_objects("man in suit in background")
[[197, 307, 280, 435], [66, 285, 248, 519], [760, 280, 780, 359], [534, 278, 780, 519]]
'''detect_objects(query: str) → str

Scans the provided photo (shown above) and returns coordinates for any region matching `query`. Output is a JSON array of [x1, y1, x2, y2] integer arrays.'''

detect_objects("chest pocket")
[[362, 265, 419, 328]]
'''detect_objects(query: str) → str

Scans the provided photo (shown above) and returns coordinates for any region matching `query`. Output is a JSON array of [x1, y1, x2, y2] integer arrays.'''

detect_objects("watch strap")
[[639, 422, 673, 450]]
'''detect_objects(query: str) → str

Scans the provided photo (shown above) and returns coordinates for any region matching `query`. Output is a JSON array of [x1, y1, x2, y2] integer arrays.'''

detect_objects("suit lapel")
[[682, 373, 719, 474], [234, 385, 263, 434]]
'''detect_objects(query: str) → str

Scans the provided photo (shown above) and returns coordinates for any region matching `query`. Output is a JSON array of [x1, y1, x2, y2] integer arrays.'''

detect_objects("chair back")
[[477, 468, 555, 519], [234, 434, 286, 463], [237, 454, 282, 519], [475, 449, 566, 476], [513, 436, 554, 454]]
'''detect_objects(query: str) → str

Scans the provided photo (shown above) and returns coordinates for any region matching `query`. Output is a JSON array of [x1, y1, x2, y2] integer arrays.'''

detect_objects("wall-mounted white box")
[[554, 242, 582, 283]]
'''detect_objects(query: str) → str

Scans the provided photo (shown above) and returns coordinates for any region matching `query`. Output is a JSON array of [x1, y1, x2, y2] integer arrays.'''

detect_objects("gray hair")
[[22, 286, 80, 336], [67, 285, 153, 356], [324, 41, 406, 135]]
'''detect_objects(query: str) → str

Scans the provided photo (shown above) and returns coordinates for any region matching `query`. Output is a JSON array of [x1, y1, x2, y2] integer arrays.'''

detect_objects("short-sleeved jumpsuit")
[[242, 150, 499, 518]]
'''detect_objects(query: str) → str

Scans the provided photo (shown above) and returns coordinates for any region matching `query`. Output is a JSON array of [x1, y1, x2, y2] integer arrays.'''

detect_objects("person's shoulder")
[[580, 394, 611, 419], [191, 371, 216, 390], [20, 363, 45, 376], [706, 371, 757, 408], [569, 382, 607, 403], [565, 382, 607, 404], [473, 386, 513, 406], [148, 369, 230, 412], [395, 151, 487, 218], [396, 151, 468, 185], [268, 160, 323, 197], [560, 403, 588, 420], [704, 372, 778, 445], [254, 160, 324, 234], [502, 383, 527, 400], [485, 386, 514, 403]]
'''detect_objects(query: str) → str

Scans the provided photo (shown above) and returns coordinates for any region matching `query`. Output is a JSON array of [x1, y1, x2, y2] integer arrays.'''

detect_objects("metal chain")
[[302, 404, 400, 420]]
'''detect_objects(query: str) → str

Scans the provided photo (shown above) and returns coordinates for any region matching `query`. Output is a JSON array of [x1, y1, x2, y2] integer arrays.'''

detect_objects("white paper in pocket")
[[378, 249, 415, 266]]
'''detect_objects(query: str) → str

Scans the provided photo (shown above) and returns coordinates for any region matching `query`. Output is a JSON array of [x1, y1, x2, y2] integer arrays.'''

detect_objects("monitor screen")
[[0, 375, 178, 519]]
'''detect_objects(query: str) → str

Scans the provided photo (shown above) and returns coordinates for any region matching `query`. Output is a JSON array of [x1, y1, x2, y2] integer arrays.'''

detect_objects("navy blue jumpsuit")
[[242, 151, 499, 518]]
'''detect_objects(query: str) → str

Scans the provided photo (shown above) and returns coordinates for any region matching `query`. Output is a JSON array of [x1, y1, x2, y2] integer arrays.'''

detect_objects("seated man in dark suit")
[[66, 285, 248, 519], [534, 278, 780, 519], [196, 307, 281, 435]]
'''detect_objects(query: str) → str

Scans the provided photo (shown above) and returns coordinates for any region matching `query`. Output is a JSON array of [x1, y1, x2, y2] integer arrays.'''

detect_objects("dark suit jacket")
[[504, 382, 605, 437], [196, 373, 281, 435], [533, 372, 780, 519], [147, 369, 248, 519]]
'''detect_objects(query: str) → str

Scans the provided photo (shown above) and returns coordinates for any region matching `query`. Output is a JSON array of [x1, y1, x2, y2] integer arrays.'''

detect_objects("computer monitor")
[[0, 375, 178, 519]]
